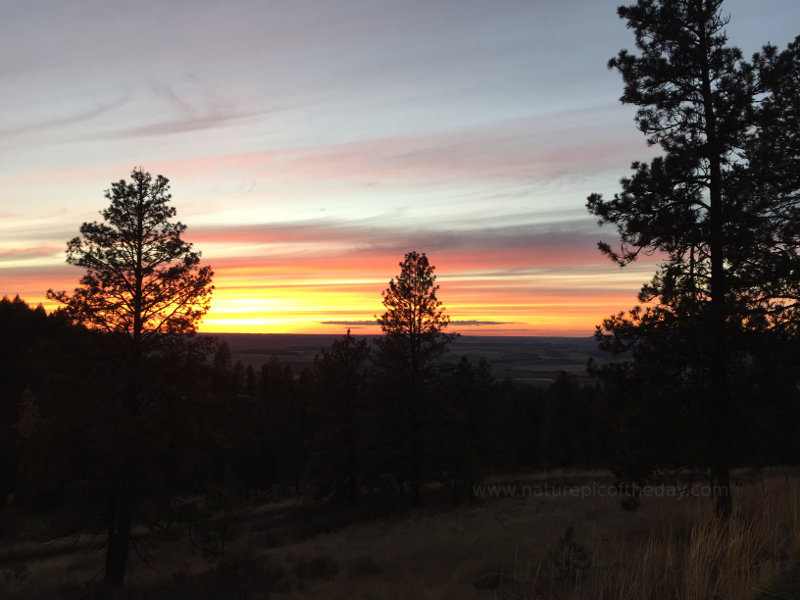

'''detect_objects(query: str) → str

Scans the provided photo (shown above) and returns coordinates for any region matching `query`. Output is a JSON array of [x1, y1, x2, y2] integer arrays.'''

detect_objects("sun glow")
[[4, 250, 656, 337], [188, 257, 654, 336], [1, 200, 661, 337]]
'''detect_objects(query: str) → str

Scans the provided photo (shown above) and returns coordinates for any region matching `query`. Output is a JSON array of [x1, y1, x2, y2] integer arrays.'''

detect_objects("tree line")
[[0, 292, 623, 588], [3, 296, 800, 590]]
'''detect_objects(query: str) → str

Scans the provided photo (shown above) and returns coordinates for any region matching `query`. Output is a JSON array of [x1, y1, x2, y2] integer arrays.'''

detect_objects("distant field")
[[205, 334, 620, 385]]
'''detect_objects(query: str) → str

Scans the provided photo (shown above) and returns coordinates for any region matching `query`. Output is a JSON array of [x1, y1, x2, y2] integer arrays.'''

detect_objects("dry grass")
[[3, 469, 800, 599], [490, 473, 800, 600]]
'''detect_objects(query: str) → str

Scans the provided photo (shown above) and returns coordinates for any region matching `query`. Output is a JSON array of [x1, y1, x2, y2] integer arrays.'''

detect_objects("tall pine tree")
[[374, 251, 456, 504], [587, 0, 800, 516], [48, 168, 214, 587]]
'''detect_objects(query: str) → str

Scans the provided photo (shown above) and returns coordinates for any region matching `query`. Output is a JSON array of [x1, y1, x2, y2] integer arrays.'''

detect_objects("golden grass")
[[255, 472, 800, 600], [3, 469, 800, 599], [501, 474, 800, 600]]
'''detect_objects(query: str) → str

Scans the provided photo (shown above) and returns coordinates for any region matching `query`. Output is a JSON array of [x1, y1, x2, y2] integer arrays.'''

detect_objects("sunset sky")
[[2, 0, 798, 336]]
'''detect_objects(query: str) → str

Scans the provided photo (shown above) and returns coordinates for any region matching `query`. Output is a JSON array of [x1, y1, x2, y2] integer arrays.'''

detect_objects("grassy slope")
[[3, 469, 799, 599]]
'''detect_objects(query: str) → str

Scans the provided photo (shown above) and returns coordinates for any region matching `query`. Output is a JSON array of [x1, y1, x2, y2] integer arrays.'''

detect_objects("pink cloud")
[[1, 109, 645, 194]]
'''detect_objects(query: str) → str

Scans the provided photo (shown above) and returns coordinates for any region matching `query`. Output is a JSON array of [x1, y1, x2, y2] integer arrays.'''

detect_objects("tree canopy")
[[48, 167, 214, 349], [375, 250, 456, 376]]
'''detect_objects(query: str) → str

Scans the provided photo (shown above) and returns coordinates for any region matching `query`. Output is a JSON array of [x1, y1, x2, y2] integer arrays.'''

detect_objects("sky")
[[2, 0, 798, 336]]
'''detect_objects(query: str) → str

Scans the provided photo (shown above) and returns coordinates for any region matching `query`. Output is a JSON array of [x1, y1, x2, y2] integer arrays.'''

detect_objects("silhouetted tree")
[[540, 372, 596, 468], [310, 330, 371, 504], [501, 382, 546, 468], [432, 357, 500, 503], [48, 168, 214, 587], [251, 358, 309, 493], [374, 251, 456, 504], [587, 0, 800, 515], [375, 251, 455, 372], [208, 345, 275, 497], [13, 321, 118, 517], [48, 168, 213, 348], [0, 296, 65, 507]]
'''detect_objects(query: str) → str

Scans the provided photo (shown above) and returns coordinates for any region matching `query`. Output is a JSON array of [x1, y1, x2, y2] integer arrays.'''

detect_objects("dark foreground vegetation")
[[3, 294, 800, 598]]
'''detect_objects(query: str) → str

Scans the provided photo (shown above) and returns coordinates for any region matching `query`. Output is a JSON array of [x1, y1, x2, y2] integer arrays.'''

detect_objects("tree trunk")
[[106, 345, 140, 589], [409, 382, 421, 507], [708, 148, 732, 519], [105, 489, 132, 588], [699, 4, 732, 518]]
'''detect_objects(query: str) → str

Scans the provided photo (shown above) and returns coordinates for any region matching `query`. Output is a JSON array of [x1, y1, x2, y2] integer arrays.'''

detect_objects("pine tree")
[[587, 0, 800, 516], [312, 330, 371, 504], [374, 251, 456, 504], [48, 167, 213, 586], [48, 168, 213, 350], [375, 251, 455, 377]]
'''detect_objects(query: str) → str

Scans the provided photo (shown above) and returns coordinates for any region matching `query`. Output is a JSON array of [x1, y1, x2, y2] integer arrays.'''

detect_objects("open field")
[[3, 468, 800, 599], [213, 334, 616, 385]]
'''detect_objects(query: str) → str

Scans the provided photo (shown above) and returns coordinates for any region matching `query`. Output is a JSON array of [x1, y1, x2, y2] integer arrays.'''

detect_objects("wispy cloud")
[[191, 215, 609, 272], [319, 319, 521, 328], [452, 320, 523, 326], [148, 79, 196, 115], [95, 110, 267, 139], [319, 320, 377, 326], [0, 96, 129, 138], [0, 246, 62, 260]]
